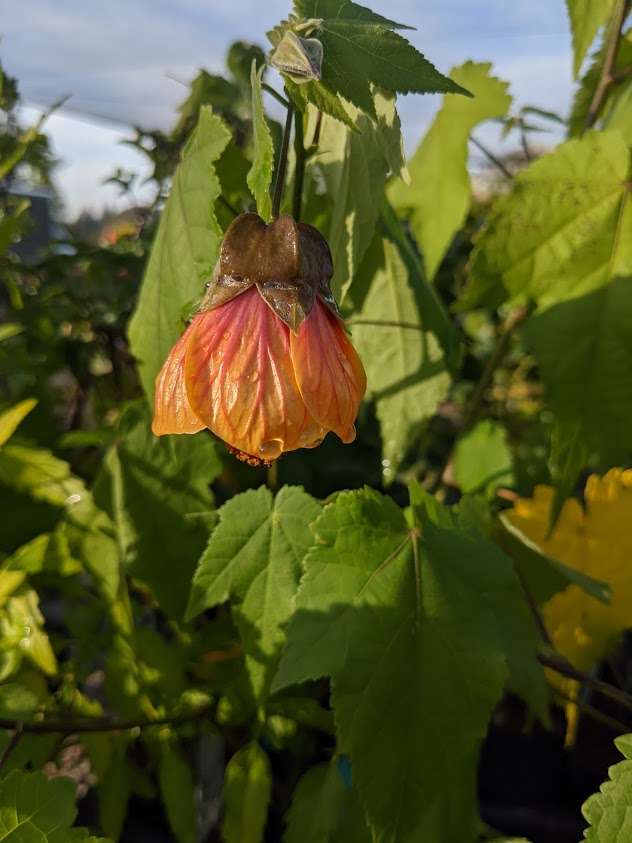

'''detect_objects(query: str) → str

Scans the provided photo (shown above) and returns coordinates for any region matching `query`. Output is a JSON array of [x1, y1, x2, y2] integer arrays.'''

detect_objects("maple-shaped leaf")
[[507, 469, 632, 675], [581, 733, 632, 840], [272, 487, 546, 841], [269, 0, 469, 124]]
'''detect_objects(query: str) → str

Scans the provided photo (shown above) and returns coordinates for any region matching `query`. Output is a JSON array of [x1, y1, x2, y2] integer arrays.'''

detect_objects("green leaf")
[[0, 399, 37, 447], [350, 233, 452, 478], [460, 131, 632, 310], [0, 683, 39, 719], [294, 0, 411, 29], [524, 276, 632, 471], [128, 107, 231, 399], [581, 733, 632, 840], [566, 0, 617, 77], [159, 742, 196, 843], [0, 769, 113, 842], [187, 486, 321, 701], [0, 200, 29, 258], [94, 406, 220, 620], [247, 63, 275, 221], [222, 742, 272, 843], [312, 92, 405, 301], [0, 324, 24, 343], [286, 79, 357, 130], [547, 418, 590, 529], [97, 738, 130, 843], [293, 20, 467, 121], [454, 419, 514, 495], [389, 62, 511, 280], [284, 762, 370, 843], [496, 513, 611, 606], [3, 589, 57, 676], [273, 488, 545, 841]]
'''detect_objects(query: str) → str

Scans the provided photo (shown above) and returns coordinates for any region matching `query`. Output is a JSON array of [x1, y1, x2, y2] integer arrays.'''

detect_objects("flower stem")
[[271, 98, 295, 219], [585, 0, 631, 129], [292, 108, 306, 220]]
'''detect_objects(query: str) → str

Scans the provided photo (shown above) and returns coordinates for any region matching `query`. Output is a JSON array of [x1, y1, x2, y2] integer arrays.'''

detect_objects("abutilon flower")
[[152, 213, 366, 465]]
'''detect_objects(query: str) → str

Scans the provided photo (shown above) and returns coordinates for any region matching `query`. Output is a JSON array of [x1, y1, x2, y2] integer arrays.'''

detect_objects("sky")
[[3, 0, 576, 219]]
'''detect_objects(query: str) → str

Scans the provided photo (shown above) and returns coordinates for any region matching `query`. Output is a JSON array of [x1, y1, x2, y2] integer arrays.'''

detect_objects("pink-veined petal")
[[152, 319, 205, 436]]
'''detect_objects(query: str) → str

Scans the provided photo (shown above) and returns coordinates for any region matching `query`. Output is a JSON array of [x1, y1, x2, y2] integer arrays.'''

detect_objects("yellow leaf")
[[0, 399, 37, 447], [507, 468, 632, 674]]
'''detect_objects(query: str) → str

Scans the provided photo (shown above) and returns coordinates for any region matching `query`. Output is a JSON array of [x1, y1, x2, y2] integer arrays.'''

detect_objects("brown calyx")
[[200, 212, 339, 332]]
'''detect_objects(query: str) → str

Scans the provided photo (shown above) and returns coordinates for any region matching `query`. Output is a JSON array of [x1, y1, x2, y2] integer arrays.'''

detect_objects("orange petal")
[[290, 300, 367, 443], [184, 287, 320, 459], [152, 319, 205, 436]]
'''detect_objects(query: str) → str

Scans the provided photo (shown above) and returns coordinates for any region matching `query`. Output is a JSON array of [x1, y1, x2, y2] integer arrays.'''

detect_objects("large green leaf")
[[581, 733, 632, 839], [94, 407, 220, 620], [565, 0, 617, 77], [222, 742, 272, 843], [460, 131, 632, 310], [312, 92, 406, 302], [128, 107, 231, 399], [389, 62, 511, 280], [273, 488, 545, 841], [273, 0, 469, 122], [247, 63, 275, 221], [524, 276, 632, 463], [187, 486, 320, 701], [0, 770, 112, 842], [284, 762, 370, 843], [350, 231, 453, 478]]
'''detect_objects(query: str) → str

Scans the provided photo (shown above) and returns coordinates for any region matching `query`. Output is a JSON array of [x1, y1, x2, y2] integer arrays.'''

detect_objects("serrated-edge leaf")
[[128, 107, 231, 399], [247, 62, 275, 221]]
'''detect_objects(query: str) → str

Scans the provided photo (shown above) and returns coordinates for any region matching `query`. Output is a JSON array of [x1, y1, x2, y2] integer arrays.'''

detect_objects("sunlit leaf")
[[128, 106, 231, 399], [454, 419, 514, 495], [222, 742, 272, 843], [247, 63, 275, 221], [187, 486, 320, 701], [389, 61, 511, 279], [581, 733, 632, 840], [0, 399, 37, 448], [565, 0, 617, 77]]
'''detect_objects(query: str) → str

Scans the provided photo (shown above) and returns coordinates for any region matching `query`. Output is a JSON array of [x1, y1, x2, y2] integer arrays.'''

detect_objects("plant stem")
[[218, 194, 239, 218], [430, 304, 530, 492], [552, 686, 631, 734], [261, 82, 290, 109], [271, 99, 295, 219], [539, 649, 632, 715], [469, 135, 513, 180], [585, 0, 631, 129], [0, 704, 213, 735], [292, 108, 306, 220], [0, 724, 23, 773]]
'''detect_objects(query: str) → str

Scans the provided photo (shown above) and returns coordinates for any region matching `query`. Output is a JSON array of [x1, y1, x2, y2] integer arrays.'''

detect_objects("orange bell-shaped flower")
[[152, 213, 366, 465]]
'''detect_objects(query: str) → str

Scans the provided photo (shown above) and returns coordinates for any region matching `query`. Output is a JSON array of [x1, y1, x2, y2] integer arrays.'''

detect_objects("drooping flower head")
[[152, 213, 366, 465]]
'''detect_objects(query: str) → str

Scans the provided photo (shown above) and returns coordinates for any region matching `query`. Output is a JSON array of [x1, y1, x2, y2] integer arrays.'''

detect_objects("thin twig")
[[0, 704, 212, 735], [469, 135, 513, 180], [430, 305, 530, 492], [271, 100, 295, 219], [261, 82, 290, 109], [585, 0, 631, 129], [539, 649, 632, 716], [519, 122, 532, 163], [552, 686, 631, 734], [0, 724, 23, 772]]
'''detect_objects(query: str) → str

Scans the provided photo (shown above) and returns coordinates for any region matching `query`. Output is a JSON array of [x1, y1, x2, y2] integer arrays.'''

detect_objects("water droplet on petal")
[[258, 438, 283, 459]]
